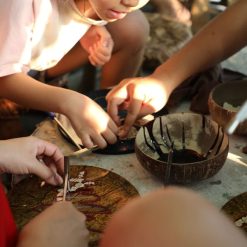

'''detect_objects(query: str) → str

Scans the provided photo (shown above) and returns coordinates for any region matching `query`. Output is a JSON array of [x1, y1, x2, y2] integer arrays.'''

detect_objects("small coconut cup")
[[135, 113, 229, 184], [208, 80, 247, 135]]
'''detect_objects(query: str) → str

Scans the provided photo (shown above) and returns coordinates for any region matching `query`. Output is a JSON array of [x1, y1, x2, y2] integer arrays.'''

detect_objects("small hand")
[[17, 202, 89, 247], [0, 136, 64, 185], [81, 26, 114, 66], [106, 76, 169, 138], [66, 94, 118, 149]]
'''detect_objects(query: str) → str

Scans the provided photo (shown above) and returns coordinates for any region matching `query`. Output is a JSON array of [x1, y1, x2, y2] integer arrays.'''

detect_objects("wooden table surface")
[[32, 118, 247, 208]]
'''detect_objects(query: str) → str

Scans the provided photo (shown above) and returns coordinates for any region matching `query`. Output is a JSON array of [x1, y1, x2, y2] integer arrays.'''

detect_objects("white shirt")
[[0, 0, 106, 76]]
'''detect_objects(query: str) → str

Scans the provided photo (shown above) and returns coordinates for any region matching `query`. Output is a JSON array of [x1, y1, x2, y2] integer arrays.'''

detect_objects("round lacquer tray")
[[221, 191, 247, 235], [8, 165, 139, 247]]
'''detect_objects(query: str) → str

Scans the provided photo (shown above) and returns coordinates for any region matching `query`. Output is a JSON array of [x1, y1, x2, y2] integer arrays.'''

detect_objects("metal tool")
[[48, 112, 82, 150], [47, 112, 101, 157], [226, 100, 247, 135], [63, 156, 70, 201]]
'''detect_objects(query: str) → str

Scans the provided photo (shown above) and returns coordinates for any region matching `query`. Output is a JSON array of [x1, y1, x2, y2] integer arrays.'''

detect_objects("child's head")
[[88, 0, 149, 22]]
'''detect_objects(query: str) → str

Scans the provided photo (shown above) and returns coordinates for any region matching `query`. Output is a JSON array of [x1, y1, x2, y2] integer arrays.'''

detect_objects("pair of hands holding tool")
[[0, 136, 88, 247]]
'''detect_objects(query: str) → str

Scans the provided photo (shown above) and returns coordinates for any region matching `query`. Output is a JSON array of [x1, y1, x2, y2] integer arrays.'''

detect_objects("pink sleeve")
[[0, 0, 35, 76]]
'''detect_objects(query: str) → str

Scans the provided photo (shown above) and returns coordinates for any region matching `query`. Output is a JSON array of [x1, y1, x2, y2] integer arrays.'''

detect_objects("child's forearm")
[[0, 73, 82, 115], [0, 72, 118, 149], [153, 0, 247, 93]]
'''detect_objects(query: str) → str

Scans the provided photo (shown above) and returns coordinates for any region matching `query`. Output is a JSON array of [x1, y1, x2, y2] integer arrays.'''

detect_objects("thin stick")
[[63, 157, 70, 201], [164, 149, 173, 185]]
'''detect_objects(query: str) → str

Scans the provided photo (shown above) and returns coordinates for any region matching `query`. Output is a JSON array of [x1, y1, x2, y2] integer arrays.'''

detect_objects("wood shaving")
[[56, 170, 95, 200], [223, 102, 241, 112], [40, 181, 46, 187], [235, 216, 247, 227]]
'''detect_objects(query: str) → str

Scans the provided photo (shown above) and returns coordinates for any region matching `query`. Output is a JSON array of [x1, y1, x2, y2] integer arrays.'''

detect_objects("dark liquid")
[[158, 149, 206, 163], [143, 115, 222, 164]]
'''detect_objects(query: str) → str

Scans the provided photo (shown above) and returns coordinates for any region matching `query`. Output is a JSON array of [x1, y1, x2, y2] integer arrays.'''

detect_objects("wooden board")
[[8, 165, 139, 247], [221, 192, 247, 235]]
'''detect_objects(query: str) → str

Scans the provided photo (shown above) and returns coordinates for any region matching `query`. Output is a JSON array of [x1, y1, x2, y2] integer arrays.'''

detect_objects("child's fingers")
[[96, 44, 112, 57], [90, 133, 108, 149], [80, 131, 108, 149], [100, 38, 113, 53], [88, 55, 96, 66], [89, 52, 111, 66], [89, 40, 112, 64], [31, 160, 63, 186], [89, 45, 111, 66], [89, 55, 100, 67], [79, 133, 95, 149], [95, 26, 114, 48], [102, 129, 118, 145], [92, 41, 112, 57]]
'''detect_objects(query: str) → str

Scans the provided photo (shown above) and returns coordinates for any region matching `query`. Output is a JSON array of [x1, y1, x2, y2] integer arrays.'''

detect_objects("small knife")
[[63, 156, 70, 201], [48, 112, 82, 150]]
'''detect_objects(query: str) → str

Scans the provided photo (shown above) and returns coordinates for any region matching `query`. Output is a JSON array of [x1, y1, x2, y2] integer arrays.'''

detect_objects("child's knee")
[[108, 10, 150, 54], [126, 11, 150, 51]]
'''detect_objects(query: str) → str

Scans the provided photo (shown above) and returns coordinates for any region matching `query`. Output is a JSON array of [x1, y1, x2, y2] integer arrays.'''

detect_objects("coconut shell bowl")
[[208, 80, 247, 135], [135, 113, 229, 184]]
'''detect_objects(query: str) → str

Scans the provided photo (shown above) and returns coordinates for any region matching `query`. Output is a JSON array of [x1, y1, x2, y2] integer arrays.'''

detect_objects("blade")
[[53, 115, 82, 150]]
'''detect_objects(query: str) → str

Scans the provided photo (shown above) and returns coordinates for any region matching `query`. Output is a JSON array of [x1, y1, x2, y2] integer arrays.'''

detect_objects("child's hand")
[[18, 201, 89, 247], [106, 75, 170, 138], [0, 137, 64, 186], [65, 93, 118, 149], [80, 26, 114, 66]]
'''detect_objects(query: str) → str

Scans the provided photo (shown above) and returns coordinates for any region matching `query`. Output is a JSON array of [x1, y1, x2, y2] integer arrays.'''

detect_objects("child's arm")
[[0, 73, 118, 148], [80, 25, 114, 66], [153, 0, 247, 94], [0, 136, 64, 185], [107, 0, 247, 137]]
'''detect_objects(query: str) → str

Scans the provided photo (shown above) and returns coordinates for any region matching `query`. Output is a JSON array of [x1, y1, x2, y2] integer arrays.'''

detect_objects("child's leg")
[[100, 187, 247, 247], [100, 10, 150, 89], [44, 11, 149, 89]]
